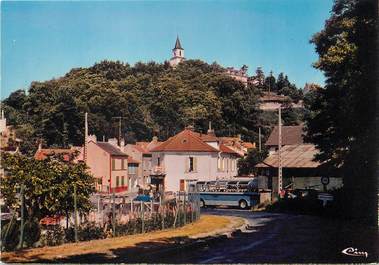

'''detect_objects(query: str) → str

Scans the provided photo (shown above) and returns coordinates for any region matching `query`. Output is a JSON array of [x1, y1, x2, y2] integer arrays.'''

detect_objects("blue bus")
[[195, 179, 260, 209]]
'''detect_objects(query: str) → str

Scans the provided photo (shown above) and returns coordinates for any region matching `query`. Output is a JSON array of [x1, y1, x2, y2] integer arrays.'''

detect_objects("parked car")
[[133, 194, 152, 202]]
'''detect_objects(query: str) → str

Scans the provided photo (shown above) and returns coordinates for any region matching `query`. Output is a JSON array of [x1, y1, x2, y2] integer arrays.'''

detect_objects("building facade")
[[123, 136, 162, 189], [225, 65, 248, 86], [86, 137, 129, 193], [150, 127, 241, 192]]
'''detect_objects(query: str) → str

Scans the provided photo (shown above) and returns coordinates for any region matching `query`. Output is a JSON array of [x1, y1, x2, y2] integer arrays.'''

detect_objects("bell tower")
[[169, 36, 185, 67]]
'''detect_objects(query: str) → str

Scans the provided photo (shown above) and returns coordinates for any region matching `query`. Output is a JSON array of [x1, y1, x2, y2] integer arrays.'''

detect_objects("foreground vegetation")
[[1, 215, 241, 263]]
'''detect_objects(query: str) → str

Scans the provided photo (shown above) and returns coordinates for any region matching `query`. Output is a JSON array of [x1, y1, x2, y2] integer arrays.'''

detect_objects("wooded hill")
[[3, 59, 304, 155]]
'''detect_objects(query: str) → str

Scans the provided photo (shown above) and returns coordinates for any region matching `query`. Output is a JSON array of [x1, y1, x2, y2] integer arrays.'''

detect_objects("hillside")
[[2, 59, 303, 155]]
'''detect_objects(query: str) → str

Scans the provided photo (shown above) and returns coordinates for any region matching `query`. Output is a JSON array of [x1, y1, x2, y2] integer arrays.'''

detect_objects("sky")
[[1, 0, 333, 98]]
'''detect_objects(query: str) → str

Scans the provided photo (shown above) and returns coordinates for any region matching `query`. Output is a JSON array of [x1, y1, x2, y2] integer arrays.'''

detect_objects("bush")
[[1, 218, 20, 251], [65, 222, 106, 242], [79, 222, 106, 241], [24, 219, 41, 247], [39, 226, 65, 246]]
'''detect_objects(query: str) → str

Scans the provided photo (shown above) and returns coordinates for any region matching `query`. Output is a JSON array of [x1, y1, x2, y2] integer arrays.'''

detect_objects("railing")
[[87, 191, 200, 235]]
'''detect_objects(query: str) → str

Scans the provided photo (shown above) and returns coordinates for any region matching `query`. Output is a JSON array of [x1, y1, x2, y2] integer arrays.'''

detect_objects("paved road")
[[156, 208, 378, 264]]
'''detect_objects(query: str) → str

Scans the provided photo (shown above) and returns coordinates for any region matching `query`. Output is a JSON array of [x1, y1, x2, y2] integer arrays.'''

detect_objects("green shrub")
[[1, 218, 20, 251], [39, 226, 65, 246], [23, 219, 41, 247], [65, 222, 106, 242]]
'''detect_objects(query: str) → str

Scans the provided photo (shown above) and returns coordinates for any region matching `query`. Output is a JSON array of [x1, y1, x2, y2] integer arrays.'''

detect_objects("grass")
[[1, 214, 244, 263]]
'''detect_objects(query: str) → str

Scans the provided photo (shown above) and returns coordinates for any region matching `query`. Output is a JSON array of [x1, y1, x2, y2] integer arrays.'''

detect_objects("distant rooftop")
[[265, 125, 304, 146]]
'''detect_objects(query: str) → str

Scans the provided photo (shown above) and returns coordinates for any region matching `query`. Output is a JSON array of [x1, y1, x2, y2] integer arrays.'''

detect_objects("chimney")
[[88, 134, 97, 142], [152, 136, 158, 143], [207, 121, 215, 136], [120, 138, 125, 147], [108, 138, 118, 147]]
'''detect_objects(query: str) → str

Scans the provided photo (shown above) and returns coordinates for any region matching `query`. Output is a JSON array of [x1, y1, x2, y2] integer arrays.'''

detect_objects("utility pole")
[[258, 127, 262, 152], [84, 112, 88, 163], [112, 117, 126, 146], [18, 184, 24, 249], [268, 71, 273, 94], [278, 107, 283, 196], [73, 184, 78, 242], [112, 191, 116, 236]]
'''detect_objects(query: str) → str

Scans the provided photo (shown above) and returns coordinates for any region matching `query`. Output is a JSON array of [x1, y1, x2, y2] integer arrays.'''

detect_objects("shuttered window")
[[186, 157, 197, 173]]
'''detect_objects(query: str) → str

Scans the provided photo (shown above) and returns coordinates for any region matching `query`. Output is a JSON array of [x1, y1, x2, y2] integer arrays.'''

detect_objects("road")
[[155, 208, 378, 264]]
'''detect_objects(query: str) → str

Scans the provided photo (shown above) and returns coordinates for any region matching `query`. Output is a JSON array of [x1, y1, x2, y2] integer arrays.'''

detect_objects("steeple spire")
[[174, 36, 183, 50]]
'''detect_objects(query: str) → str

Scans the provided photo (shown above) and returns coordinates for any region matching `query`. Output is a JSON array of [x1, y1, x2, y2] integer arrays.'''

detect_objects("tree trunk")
[[66, 209, 69, 230]]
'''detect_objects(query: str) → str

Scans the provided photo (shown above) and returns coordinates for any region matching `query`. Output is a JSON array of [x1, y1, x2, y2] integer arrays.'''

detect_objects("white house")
[[150, 126, 241, 192]]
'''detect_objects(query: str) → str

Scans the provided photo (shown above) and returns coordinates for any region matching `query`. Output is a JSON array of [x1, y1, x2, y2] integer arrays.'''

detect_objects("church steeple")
[[174, 36, 183, 50], [170, 36, 185, 67]]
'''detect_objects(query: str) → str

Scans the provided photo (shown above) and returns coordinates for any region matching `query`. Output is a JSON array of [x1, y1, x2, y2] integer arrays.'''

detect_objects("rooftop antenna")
[[112, 116, 127, 146]]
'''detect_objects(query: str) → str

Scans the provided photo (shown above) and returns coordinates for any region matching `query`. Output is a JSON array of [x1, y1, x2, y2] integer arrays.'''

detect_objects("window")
[[116, 176, 120, 187], [186, 157, 197, 173], [189, 157, 194, 172], [112, 158, 123, 170], [217, 157, 222, 171], [128, 164, 137, 174], [121, 176, 125, 186], [157, 157, 161, 166]]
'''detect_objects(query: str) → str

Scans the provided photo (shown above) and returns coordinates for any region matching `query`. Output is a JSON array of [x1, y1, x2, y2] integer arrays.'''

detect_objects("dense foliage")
[[3, 60, 266, 152], [2, 59, 305, 154], [238, 148, 269, 176], [1, 153, 95, 222], [305, 0, 377, 224]]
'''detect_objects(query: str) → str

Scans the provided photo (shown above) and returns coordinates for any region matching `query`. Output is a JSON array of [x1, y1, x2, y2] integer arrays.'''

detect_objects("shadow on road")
[[19, 210, 378, 264]]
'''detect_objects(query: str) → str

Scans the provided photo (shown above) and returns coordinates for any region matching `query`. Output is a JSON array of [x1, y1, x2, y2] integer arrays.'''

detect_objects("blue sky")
[[1, 0, 333, 98]]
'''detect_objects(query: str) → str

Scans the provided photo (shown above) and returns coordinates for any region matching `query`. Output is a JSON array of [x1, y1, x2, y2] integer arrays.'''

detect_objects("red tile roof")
[[242, 142, 255, 149], [265, 125, 304, 146], [95, 142, 128, 156], [34, 148, 75, 161], [219, 144, 242, 156], [150, 129, 219, 152]]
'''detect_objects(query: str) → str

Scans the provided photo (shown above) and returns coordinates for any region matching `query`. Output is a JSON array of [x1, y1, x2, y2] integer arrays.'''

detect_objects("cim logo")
[[341, 247, 368, 258]]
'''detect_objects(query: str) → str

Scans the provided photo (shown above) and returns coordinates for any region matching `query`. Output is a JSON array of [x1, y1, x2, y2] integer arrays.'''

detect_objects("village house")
[[225, 65, 249, 86], [265, 125, 304, 154], [256, 125, 342, 191], [149, 126, 242, 192], [85, 135, 129, 193], [258, 92, 304, 111], [0, 110, 21, 152], [219, 135, 255, 157], [123, 136, 162, 189]]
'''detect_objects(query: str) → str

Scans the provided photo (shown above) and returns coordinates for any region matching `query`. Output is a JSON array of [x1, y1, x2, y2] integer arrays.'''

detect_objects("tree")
[[1, 153, 95, 228], [238, 148, 268, 176], [305, 0, 377, 224], [264, 72, 276, 93]]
